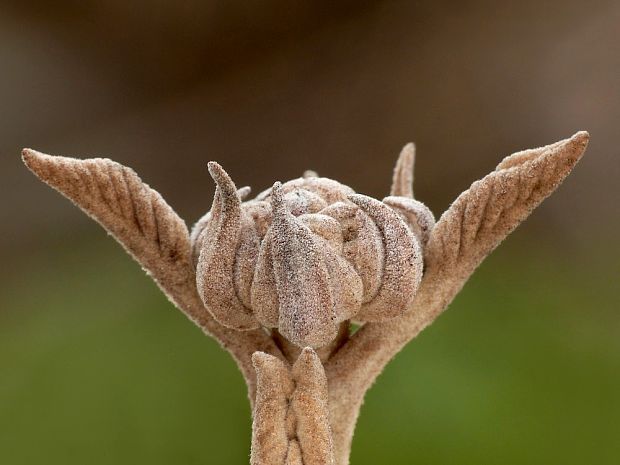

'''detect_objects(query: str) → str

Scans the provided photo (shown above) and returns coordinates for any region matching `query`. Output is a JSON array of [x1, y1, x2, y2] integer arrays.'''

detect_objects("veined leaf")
[[426, 131, 589, 277], [22, 150, 192, 286]]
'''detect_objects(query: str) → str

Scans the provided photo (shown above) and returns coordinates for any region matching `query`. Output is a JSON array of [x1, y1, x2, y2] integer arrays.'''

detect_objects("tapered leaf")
[[426, 131, 589, 276], [324, 133, 590, 464], [22, 150, 193, 286]]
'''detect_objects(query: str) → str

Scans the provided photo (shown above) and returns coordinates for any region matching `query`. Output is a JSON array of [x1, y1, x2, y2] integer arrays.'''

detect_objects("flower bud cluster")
[[193, 163, 434, 348]]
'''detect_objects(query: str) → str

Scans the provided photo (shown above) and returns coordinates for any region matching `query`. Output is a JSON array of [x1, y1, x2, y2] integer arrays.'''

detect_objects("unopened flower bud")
[[194, 162, 431, 347]]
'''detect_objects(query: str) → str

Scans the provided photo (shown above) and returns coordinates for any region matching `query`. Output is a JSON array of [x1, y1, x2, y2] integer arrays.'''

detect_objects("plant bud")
[[194, 163, 430, 347]]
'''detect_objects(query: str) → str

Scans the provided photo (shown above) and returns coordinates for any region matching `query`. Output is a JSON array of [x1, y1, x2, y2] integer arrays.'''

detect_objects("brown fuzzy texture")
[[348, 194, 423, 321], [390, 143, 415, 198], [194, 162, 426, 349], [251, 348, 334, 465], [21, 149, 284, 403], [22, 131, 589, 465], [324, 131, 589, 464]]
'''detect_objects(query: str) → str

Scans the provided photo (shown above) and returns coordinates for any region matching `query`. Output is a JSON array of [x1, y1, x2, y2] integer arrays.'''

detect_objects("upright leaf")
[[426, 131, 589, 280]]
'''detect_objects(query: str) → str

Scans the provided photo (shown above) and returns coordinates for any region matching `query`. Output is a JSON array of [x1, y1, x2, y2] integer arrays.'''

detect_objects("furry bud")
[[194, 163, 429, 347]]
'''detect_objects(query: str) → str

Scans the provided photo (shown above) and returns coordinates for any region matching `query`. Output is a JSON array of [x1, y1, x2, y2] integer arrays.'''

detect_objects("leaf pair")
[[251, 348, 333, 465]]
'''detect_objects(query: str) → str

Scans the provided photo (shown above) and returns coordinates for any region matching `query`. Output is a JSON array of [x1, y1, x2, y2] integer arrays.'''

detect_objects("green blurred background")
[[1, 1, 618, 464]]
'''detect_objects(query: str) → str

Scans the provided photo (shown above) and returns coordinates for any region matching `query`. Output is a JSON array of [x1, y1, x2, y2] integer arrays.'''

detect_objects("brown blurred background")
[[1, 2, 618, 464]]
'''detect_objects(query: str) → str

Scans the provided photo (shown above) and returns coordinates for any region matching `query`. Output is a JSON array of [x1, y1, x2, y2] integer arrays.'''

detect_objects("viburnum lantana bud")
[[193, 161, 435, 348]]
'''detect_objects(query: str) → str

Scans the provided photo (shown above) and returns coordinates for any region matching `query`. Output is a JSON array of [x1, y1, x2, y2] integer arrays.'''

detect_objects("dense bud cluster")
[[193, 162, 434, 348]]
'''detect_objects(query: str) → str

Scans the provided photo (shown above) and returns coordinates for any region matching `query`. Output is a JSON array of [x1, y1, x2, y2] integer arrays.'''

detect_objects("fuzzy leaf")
[[22, 150, 193, 285], [23, 150, 287, 404], [426, 131, 589, 276]]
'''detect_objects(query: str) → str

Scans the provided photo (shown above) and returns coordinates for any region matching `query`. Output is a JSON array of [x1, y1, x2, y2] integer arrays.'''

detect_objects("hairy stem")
[[325, 267, 451, 464]]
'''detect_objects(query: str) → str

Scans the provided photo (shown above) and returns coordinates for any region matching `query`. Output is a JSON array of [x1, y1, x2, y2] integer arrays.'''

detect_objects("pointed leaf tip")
[[252, 351, 277, 369], [270, 182, 285, 214], [566, 130, 590, 156], [390, 142, 416, 198], [22, 151, 193, 300], [573, 130, 590, 142], [207, 162, 238, 195], [496, 130, 589, 172], [427, 131, 590, 283], [21, 148, 52, 174], [207, 161, 225, 180], [21, 148, 35, 163], [293, 347, 323, 377]]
